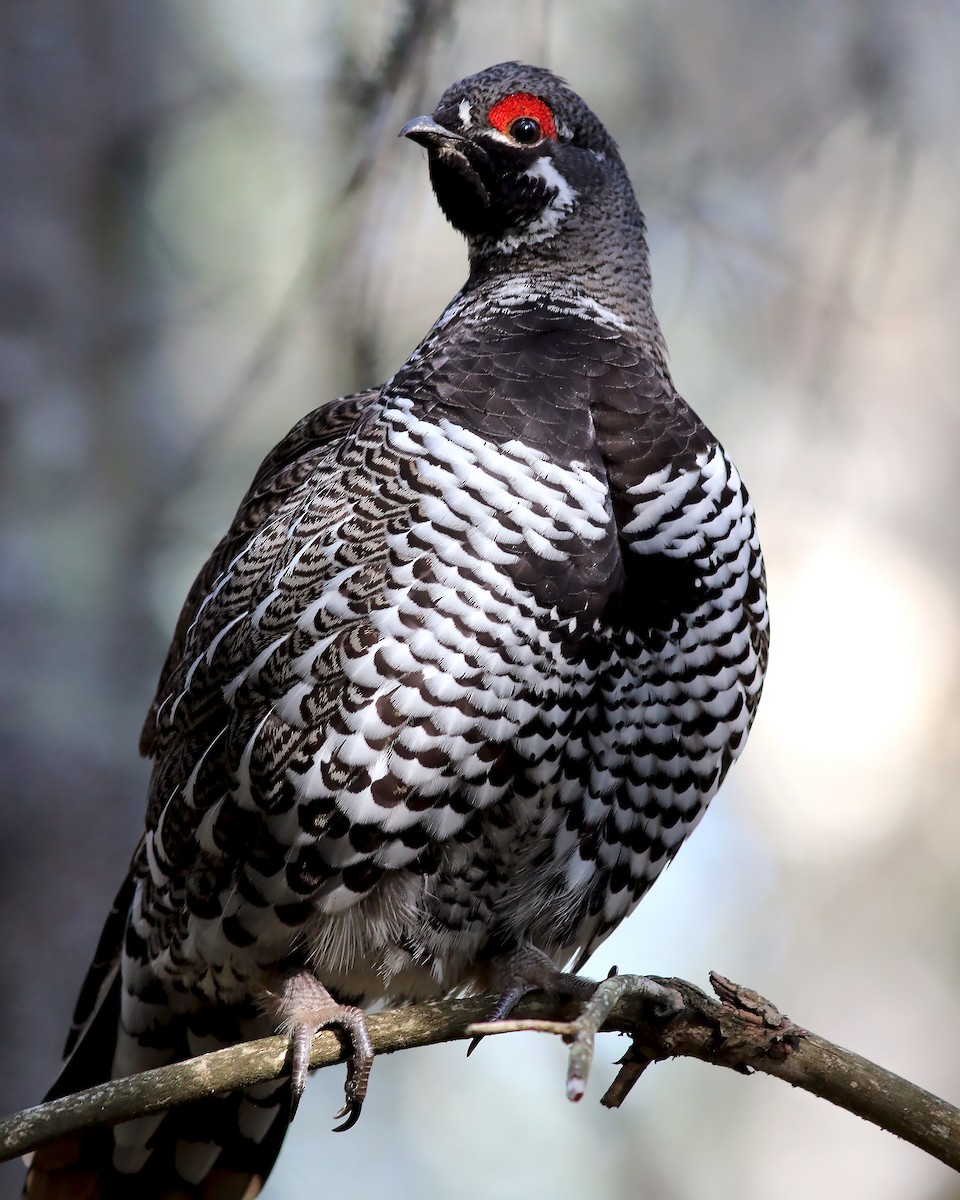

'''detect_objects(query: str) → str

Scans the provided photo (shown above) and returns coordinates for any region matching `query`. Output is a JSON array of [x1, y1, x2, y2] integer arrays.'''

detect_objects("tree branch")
[[2, 972, 958, 1174]]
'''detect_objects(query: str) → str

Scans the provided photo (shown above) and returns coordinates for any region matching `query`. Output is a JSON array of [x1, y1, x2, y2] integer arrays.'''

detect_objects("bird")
[[26, 61, 769, 1199]]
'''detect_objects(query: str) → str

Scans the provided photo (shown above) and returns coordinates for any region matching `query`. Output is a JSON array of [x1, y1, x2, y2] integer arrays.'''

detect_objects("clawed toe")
[[287, 1021, 314, 1119], [468, 946, 599, 1056], [271, 971, 374, 1131], [329, 1010, 374, 1133], [563, 973, 680, 1101], [467, 983, 536, 1056], [466, 967, 682, 1105]]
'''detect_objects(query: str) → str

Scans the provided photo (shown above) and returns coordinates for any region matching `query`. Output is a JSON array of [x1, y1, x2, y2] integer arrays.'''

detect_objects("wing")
[[135, 390, 401, 959], [140, 390, 379, 761]]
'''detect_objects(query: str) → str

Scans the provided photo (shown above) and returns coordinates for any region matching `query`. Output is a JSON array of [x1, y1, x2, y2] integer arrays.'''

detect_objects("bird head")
[[400, 62, 622, 254]]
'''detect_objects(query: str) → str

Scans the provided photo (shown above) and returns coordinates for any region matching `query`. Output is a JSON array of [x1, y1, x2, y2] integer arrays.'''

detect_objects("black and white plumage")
[[27, 62, 768, 1199]]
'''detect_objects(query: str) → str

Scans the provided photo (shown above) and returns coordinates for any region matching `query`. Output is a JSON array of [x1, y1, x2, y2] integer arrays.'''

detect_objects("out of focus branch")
[[2, 973, 958, 1174]]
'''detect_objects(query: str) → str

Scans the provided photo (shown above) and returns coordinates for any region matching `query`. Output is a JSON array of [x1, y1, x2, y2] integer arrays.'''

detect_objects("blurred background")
[[2, 1, 959, 1197]]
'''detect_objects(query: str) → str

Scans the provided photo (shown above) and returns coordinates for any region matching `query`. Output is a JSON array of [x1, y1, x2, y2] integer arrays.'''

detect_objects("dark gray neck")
[[462, 151, 665, 363]]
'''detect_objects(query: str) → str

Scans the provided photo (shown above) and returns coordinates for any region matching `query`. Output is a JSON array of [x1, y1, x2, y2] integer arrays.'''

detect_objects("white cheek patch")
[[458, 98, 472, 129], [496, 156, 579, 254], [528, 156, 577, 212]]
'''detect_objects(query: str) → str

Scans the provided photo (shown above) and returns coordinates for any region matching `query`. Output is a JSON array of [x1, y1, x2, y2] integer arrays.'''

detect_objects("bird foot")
[[468, 970, 682, 1102], [559, 973, 681, 1100], [466, 945, 598, 1057], [269, 971, 373, 1132]]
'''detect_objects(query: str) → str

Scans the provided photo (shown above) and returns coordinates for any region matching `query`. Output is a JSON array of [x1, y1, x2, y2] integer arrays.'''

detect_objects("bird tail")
[[24, 877, 293, 1200]]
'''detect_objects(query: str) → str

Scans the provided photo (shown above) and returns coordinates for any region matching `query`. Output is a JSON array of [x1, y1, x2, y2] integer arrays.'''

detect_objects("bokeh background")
[[2, 1, 959, 1197]]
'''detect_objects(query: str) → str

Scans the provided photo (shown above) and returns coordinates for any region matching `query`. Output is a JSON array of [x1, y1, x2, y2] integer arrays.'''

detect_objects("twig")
[[2, 974, 958, 1175]]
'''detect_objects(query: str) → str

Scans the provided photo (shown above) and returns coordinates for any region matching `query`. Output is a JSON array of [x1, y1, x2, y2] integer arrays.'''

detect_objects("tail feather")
[[25, 969, 122, 1199], [25, 984, 293, 1199], [24, 882, 293, 1199], [64, 868, 139, 1061]]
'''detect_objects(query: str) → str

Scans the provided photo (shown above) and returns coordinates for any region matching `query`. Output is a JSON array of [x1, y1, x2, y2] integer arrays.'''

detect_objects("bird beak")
[[399, 115, 464, 148]]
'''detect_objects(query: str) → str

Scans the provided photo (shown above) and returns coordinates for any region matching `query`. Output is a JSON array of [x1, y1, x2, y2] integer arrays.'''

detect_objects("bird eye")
[[488, 93, 557, 142], [508, 116, 543, 145]]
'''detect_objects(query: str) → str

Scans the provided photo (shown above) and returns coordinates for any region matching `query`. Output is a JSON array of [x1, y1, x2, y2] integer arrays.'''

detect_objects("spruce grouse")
[[26, 62, 769, 1199]]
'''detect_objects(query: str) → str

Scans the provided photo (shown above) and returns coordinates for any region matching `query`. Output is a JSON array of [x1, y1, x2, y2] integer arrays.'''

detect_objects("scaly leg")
[[269, 971, 374, 1132]]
